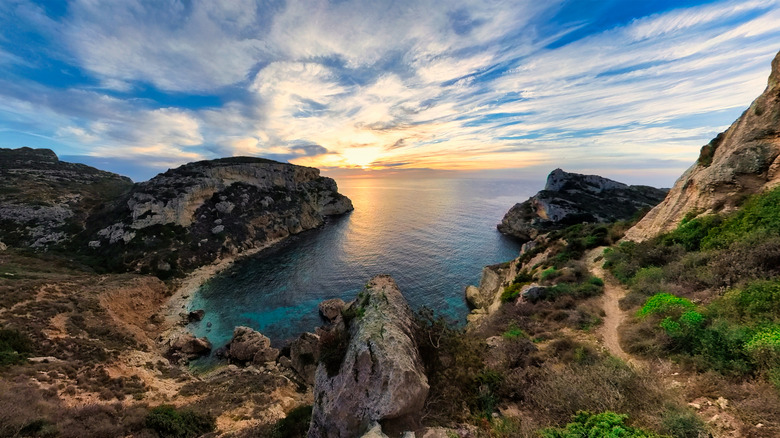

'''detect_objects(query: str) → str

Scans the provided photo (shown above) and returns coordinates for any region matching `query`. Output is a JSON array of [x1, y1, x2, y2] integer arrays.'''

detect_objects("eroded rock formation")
[[625, 50, 780, 241], [498, 168, 667, 241], [309, 275, 429, 438]]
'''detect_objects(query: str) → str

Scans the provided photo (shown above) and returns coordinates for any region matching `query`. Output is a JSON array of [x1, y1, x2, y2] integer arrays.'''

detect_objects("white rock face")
[[309, 275, 429, 438]]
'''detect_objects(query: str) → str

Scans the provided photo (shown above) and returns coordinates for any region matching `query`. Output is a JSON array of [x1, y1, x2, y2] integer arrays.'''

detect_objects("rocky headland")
[[497, 168, 667, 241]]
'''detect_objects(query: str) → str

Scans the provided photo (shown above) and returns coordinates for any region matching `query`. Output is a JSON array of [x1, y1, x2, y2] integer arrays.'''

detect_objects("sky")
[[0, 0, 779, 184]]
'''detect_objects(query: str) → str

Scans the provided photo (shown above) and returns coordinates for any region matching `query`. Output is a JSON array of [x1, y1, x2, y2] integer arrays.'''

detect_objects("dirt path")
[[584, 248, 641, 368]]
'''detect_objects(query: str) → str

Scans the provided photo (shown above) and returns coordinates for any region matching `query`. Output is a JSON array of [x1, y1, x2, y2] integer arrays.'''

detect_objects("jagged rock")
[[498, 168, 667, 241], [188, 309, 205, 322], [309, 275, 429, 438], [0, 241, 6, 251], [290, 332, 319, 384], [83, 156, 353, 275], [520, 284, 549, 302], [318, 298, 346, 322], [223, 326, 279, 365], [626, 50, 780, 241], [360, 423, 390, 438], [465, 263, 509, 310], [170, 333, 212, 359]]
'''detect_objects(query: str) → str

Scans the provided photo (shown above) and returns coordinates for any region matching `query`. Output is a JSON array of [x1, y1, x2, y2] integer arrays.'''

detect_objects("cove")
[[188, 177, 537, 350]]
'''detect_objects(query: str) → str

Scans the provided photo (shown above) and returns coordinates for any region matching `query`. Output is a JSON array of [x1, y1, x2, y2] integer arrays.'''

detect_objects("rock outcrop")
[[465, 262, 509, 311], [220, 326, 279, 365], [290, 332, 320, 385], [498, 169, 667, 241], [309, 275, 429, 438], [318, 298, 346, 322], [82, 156, 353, 275], [0, 147, 133, 248], [625, 50, 780, 241], [168, 333, 212, 360]]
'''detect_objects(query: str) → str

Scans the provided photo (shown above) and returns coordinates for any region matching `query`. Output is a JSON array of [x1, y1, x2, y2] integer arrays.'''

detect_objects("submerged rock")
[[309, 275, 429, 438], [498, 168, 667, 241]]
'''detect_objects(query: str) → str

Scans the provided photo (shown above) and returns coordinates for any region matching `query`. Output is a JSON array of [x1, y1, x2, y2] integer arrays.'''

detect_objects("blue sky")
[[0, 0, 779, 184]]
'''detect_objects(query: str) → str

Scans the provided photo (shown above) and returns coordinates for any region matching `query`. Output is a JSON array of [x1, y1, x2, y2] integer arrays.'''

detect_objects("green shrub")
[[661, 406, 708, 438], [500, 283, 525, 302], [638, 294, 694, 318], [541, 267, 559, 282], [661, 214, 722, 251], [145, 405, 216, 438], [702, 186, 780, 250], [502, 323, 528, 340], [588, 276, 604, 287], [538, 411, 662, 438], [717, 280, 780, 324], [745, 325, 780, 369], [630, 267, 664, 297], [0, 328, 32, 367], [272, 405, 312, 438]]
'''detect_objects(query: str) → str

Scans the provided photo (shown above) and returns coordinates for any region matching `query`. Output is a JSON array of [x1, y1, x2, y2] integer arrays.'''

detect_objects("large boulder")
[[222, 326, 279, 365], [169, 333, 212, 359], [309, 275, 429, 438], [626, 50, 780, 241], [290, 332, 320, 384], [318, 298, 346, 322], [498, 168, 667, 241]]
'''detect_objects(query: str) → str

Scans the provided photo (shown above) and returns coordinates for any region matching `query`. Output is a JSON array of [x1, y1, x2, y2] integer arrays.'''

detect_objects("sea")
[[188, 176, 539, 352]]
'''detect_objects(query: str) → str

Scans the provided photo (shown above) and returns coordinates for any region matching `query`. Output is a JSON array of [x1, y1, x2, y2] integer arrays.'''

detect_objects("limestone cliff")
[[83, 157, 353, 275], [0, 147, 133, 248], [498, 169, 667, 241], [309, 275, 429, 438], [625, 50, 780, 241]]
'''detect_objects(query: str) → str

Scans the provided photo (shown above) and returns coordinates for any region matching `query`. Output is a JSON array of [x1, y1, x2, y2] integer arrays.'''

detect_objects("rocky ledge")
[[497, 168, 667, 241]]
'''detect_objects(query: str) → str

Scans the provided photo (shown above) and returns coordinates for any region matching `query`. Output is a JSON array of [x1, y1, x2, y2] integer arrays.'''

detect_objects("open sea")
[[188, 177, 538, 351]]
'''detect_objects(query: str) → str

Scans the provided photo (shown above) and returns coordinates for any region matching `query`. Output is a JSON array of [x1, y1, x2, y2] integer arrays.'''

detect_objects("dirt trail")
[[584, 248, 642, 368]]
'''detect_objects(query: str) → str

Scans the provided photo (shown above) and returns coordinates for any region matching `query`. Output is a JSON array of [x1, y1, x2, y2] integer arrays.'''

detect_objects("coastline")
[[160, 237, 285, 342]]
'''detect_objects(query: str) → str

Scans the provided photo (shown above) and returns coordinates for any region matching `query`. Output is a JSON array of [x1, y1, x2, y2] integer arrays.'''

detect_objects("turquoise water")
[[188, 177, 537, 350]]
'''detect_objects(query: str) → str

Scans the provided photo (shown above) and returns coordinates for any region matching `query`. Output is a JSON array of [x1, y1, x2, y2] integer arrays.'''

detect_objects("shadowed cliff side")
[[625, 49, 780, 241], [498, 169, 667, 242]]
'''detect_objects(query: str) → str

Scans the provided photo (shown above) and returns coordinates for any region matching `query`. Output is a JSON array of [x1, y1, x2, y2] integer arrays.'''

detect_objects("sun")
[[340, 146, 384, 169]]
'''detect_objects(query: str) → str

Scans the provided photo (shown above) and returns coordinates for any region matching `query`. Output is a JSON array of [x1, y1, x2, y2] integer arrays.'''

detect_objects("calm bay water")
[[188, 177, 537, 349]]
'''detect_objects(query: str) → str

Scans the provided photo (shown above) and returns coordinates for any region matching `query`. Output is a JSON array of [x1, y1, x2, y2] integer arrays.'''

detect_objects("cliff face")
[[309, 275, 428, 438], [625, 50, 780, 241], [0, 147, 133, 248], [498, 169, 667, 241], [83, 157, 353, 275]]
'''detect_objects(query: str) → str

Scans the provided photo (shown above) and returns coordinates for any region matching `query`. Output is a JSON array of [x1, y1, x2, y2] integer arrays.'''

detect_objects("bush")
[[702, 186, 780, 250], [716, 280, 780, 324], [272, 405, 312, 438], [661, 214, 722, 251], [638, 294, 694, 318], [660, 406, 708, 438], [145, 405, 215, 438], [745, 325, 780, 369], [500, 283, 525, 302], [0, 328, 32, 366], [630, 267, 664, 297], [538, 411, 662, 438]]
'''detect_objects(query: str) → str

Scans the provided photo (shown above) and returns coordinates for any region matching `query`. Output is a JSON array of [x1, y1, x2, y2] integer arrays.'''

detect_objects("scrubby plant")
[[637, 294, 694, 318], [538, 411, 663, 438], [271, 405, 312, 438], [745, 325, 780, 369], [0, 328, 32, 366], [500, 283, 525, 302], [145, 405, 215, 438]]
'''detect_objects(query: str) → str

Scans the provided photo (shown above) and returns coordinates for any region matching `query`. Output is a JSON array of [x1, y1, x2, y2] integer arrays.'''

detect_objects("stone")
[[170, 333, 212, 358], [290, 332, 319, 385], [318, 298, 346, 322], [224, 326, 279, 365], [360, 423, 389, 438], [626, 50, 780, 241], [498, 168, 667, 241], [309, 275, 429, 438], [188, 309, 206, 322], [464, 263, 509, 311], [520, 284, 548, 302]]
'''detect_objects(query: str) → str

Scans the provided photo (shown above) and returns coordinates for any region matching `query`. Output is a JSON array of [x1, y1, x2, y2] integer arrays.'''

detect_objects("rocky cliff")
[[0, 147, 133, 248], [309, 275, 429, 438], [625, 50, 780, 241], [83, 157, 353, 275], [498, 169, 667, 241]]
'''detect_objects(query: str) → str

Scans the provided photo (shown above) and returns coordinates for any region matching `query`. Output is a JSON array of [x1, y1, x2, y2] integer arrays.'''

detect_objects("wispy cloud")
[[0, 0, 778, 182]]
